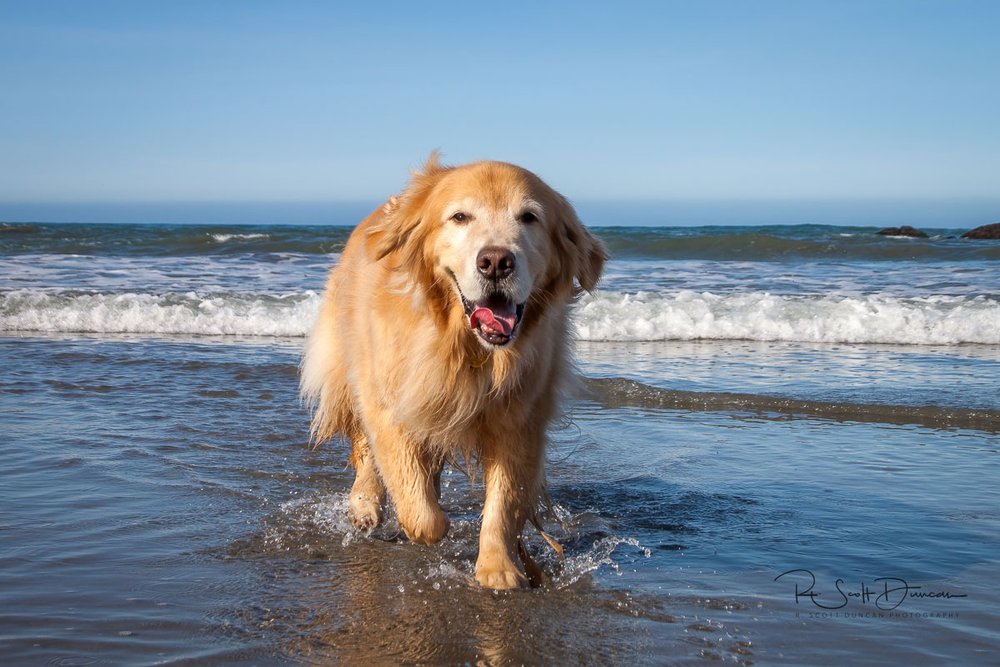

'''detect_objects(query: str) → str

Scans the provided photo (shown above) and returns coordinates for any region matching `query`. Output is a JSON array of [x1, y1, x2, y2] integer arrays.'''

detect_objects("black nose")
[[476, 246, 515, 281]]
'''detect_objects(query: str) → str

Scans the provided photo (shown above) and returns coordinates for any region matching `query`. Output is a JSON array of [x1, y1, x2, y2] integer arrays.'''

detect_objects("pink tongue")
[[470, 307, 515, 336]]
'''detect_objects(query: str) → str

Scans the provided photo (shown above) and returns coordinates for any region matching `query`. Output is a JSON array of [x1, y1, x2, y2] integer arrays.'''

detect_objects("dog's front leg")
[[368, 419, 449, 546], [475, 433, 543, 590], [347, 429, 386, 531]]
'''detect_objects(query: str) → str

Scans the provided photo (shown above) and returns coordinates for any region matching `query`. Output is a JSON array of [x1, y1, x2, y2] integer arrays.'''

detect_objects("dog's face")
[[371, 156, 606, 349], [427, 163, 551, 347]]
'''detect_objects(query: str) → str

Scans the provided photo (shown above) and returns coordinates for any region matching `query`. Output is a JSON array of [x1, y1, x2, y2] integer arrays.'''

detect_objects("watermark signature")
[[774, 569, 967, 612]]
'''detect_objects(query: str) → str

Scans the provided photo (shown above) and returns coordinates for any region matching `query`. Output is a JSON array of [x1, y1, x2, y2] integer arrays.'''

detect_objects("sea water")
[[1, 221, 998, 664]]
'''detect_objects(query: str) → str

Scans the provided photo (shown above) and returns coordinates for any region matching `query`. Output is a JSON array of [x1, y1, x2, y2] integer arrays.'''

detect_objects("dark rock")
[[877, 225, 928, 238], [0, 223, 37, 234], [961, 222, 1000, 239]]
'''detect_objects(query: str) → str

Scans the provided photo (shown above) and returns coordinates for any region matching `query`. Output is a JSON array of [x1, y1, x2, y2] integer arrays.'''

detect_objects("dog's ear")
[[553, 195, 607, 294], [369, 152, 447, 261]]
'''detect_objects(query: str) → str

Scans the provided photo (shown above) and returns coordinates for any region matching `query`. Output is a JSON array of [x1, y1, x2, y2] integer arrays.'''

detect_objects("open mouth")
[[447, 271, 525, 347]]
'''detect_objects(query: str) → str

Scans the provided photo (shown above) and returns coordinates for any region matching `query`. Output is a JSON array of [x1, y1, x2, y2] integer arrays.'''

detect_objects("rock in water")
[[877, 226, 928, 238], [961, 222, 1000, 239]]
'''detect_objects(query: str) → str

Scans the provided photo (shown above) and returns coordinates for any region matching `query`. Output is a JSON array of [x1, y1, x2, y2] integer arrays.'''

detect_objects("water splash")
[[264, 492, 651, 590], [552, 536, 653, 589]]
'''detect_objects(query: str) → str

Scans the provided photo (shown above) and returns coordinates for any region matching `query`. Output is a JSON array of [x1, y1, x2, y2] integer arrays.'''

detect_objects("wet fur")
[[300, 155, 606, 589]]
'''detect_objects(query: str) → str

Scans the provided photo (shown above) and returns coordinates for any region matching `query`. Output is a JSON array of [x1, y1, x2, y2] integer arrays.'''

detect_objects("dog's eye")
[[518, 211, 539, 224], [450, 212, 469, 223]]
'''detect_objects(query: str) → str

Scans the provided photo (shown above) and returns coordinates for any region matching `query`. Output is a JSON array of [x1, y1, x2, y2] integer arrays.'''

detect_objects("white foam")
[[0, 289, 321, 337], [3, 288, 998, 345], [209, 233, 269, 242], [575, 290, 1000, 345]]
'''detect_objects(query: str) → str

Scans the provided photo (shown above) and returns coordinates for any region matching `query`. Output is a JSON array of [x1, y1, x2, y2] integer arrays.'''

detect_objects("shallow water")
[[577, 340, 1000, 411], [2, 220, 998, 663], [2, 334, 997, 665]]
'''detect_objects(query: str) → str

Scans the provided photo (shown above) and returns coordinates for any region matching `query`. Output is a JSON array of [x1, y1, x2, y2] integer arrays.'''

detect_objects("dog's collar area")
[[446, 270, 525, 348]]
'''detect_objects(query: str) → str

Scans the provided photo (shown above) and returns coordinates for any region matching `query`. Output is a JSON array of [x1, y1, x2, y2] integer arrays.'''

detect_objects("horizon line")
[[3, 195, 1000, 205]]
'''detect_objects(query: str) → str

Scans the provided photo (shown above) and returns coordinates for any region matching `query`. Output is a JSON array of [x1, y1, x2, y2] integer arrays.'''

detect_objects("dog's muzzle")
[[448, 270, 525, 347]]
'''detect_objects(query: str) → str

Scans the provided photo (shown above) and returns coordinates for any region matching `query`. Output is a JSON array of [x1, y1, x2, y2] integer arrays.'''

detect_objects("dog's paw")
[[401, 508, 450, 546], [348, 492, 382, 532], [475, 562, 529, 590]]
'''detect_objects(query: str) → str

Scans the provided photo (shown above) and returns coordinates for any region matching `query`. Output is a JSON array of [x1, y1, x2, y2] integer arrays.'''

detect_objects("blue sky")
[[1, 1, 999, 210]]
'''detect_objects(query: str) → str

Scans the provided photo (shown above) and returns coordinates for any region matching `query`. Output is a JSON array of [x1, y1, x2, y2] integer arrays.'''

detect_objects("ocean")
[[1, 220, 998, 665]]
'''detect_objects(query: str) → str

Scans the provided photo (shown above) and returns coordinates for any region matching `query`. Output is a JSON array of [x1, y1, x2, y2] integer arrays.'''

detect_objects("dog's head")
[[369, 154, 606, 349]]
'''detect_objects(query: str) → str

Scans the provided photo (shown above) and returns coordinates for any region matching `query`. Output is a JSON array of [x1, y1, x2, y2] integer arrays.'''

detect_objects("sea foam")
[[0, 289, 320, 337], [209, 232, 270, 243], [2, 289, 998, 345], [575, 290, 1000, 345]]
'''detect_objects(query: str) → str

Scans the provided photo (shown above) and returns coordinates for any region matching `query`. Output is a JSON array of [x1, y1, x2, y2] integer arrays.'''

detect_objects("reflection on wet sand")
[[228, 495, 752, 665]]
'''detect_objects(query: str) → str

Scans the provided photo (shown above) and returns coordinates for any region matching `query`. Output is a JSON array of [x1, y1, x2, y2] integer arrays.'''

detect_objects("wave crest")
[[0, 289, 320, 337], [2, 289, 998, 345], [576, 291, 1000, 344]]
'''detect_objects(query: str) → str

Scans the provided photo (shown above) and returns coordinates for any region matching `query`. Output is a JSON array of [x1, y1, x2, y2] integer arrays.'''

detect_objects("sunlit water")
[[1, 222, 998, 664], [2, 335, 997, 665]]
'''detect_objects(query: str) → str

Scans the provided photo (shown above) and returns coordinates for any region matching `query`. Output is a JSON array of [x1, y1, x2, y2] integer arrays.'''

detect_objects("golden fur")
[[300, 155, 606, 589]]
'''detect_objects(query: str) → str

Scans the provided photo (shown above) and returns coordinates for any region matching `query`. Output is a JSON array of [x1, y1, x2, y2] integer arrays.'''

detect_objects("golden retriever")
[[300, 154, 606, 589]]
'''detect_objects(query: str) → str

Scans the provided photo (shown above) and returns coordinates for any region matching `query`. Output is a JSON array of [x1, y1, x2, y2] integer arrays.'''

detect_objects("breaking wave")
[[574, 290, 1000, 345], [0, 289, 320, 337], [3, 288, 999, 345], [208, 232, 270, 243]]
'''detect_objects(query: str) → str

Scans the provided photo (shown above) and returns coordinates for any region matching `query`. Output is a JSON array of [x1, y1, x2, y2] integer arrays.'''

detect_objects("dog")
[[300, 154, 606, 589]]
